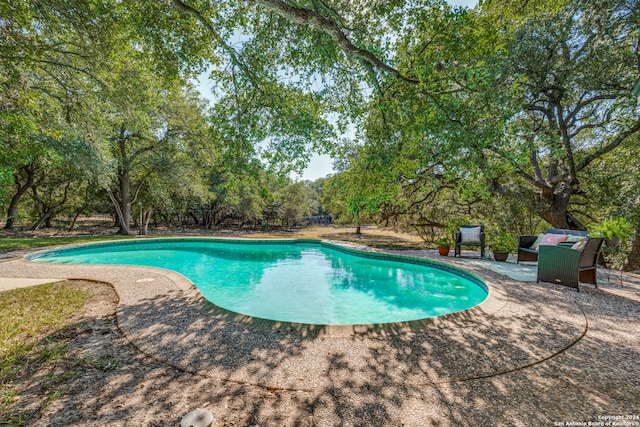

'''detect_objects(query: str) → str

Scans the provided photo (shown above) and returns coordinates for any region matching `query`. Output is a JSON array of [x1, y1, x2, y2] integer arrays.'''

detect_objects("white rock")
[[181, 408, 214, 427]]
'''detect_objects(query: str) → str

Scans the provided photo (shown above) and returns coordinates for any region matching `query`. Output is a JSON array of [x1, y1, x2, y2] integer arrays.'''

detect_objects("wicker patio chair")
[[454, 225, 485, 259], [536, 237, 604, 291]]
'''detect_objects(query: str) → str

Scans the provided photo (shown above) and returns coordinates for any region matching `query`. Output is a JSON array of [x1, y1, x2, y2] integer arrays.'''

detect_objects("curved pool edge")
[[23, 236, 506, 337], [24, 236, 323, 261]]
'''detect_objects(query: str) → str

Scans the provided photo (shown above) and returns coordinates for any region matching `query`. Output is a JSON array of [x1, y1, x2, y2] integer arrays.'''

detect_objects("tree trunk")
[[140, 209, 152, 235], [116, 170, 132, 235], [491, 178, 585, 231], [69, 209, 83, 232], [535, 184, 585, 230], [189, 211, 199, 226], [69, 186, 90, 232], [202, 209, 211, 229], [30, 182, 70, 231], [4, 165, 36, 229], [30, 210, 52, 231], [625, 223, 640, 272], [5, 192, 25, 230], [355, 224, 361, 235]]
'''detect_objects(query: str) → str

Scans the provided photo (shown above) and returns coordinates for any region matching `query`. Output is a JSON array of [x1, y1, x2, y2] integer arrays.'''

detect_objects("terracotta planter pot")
[[438, 245, 450, 256], [493, 251, 509, 262]]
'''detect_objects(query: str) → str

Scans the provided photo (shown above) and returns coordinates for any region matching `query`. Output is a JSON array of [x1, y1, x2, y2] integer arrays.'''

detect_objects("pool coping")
[[24, 236, 507, 337]]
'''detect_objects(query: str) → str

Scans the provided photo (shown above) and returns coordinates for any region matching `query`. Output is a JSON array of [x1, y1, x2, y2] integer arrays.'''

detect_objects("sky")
[[198, 0, 479, 181], [448, 0, 478, 8]]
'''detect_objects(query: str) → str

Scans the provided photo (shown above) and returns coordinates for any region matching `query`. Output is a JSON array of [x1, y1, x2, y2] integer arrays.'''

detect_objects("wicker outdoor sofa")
[[517, 228, 589, 263]]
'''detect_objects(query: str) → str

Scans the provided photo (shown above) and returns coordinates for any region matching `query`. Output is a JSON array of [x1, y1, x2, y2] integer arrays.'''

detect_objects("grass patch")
[[0, 235, 130, 253], [0, 283, 91, 358], [0, 283, 91, 424]]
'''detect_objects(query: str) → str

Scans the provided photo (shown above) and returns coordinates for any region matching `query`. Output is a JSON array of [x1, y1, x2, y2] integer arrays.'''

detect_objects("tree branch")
[[107, 190, 125, 223], [576, 118, 640, 171], [486, 145, 549, 190], [530, 148, 544, 182], [29, 58, 107, 88], [526, 103, 555, 123], [251, 0, 420, 85], [171, 0, 262, 84], [568, 122, 606, 139], [130, 180, 145, 205], [564, 94, 617, 125]]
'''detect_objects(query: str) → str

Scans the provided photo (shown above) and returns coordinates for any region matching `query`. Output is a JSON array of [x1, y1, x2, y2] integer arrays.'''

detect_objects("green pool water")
[[30, 239, 487, 325]]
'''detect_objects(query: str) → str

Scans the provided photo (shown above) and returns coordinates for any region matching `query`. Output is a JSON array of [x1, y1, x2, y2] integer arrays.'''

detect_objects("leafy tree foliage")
[[584, 137, 640, 270], [488, 0, 640, 229], [98, 52, 211, 234], [1, 0, 121, 228]]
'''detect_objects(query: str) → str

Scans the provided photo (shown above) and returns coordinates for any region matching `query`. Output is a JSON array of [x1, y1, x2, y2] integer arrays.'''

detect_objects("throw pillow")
[[565, 235, 586, 243], [571, 240, 587, 251], [460, 226, 482, 244], [529, 233, 545, 249], [535, 233, 568, 250]]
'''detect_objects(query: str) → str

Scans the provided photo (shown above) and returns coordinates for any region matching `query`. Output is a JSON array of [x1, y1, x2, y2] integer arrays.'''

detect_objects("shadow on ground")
[[102, 277, 639, 425]]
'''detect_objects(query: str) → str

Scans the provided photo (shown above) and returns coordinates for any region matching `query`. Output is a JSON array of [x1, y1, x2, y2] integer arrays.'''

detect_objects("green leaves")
[[590, 217, 634, 243]]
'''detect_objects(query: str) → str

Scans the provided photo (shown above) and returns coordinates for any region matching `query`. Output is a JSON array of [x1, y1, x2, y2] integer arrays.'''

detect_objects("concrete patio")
[[1, 243, 638, 426]]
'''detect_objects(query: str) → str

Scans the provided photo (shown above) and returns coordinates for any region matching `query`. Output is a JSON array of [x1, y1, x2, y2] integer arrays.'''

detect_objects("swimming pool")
[[29, 239, 488, 325]]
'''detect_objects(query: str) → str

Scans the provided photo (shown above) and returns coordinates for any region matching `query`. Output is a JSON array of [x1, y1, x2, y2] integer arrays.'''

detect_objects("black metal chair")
[[454, 225, 485, 259], [536, 237, 604, 291]]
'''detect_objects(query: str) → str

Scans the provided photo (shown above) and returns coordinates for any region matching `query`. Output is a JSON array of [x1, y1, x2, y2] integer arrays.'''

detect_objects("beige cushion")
[[460, 227, 482, 244]]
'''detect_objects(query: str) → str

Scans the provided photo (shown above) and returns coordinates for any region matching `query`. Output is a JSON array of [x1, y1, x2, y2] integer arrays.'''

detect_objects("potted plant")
[[435, 237, 452, 256], [590, 217, 634, 283], [490, 232, 514, 262], [590, 217, 633, 248]]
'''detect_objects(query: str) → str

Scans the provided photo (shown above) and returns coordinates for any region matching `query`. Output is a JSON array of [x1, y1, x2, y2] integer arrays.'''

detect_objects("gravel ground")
[[1, 238, 639, 426]]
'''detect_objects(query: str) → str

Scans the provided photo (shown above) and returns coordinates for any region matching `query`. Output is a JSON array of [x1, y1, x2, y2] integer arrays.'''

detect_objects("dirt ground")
[[8, 278, 265, 426], [0, 223, 427, 248], [249, 225, 426, 249]]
